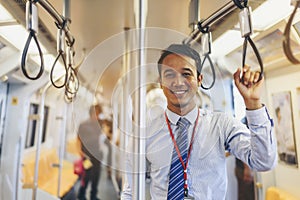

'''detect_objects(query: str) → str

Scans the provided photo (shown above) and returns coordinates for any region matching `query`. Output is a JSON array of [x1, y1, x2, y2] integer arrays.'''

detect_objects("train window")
[[42, 106, 49, 143], [25, 103, 49, 148]]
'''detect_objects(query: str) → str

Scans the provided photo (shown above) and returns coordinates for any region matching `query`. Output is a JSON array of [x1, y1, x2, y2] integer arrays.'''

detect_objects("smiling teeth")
[[174, 91, 185, 94]]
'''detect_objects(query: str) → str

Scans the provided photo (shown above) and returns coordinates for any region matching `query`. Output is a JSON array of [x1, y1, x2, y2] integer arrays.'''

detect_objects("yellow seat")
[[66, 138, 81, 156], [266, 187, 300, 200], [21, 148, 78, 198]]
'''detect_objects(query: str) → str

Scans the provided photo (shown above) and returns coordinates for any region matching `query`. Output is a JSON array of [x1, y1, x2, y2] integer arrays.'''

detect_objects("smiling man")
[[158, 48, 201, 116], [121, 44, 277, 200]]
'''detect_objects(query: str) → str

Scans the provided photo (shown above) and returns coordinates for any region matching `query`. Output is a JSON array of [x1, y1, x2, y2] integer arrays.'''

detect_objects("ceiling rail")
[[36, 0, 75, 46], [184, 0, 241, 44]]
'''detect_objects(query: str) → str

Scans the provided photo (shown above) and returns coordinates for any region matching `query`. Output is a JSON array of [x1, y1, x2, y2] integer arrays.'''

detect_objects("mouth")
[[171, 90, 187, 97]]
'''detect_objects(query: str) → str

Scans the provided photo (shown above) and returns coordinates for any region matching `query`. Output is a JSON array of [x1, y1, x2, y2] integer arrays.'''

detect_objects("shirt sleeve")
[[225, 106, 277, 171]]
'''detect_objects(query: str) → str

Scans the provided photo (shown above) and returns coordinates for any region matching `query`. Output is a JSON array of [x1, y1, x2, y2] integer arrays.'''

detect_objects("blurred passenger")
[[77, 104, 103, 200], [101, 119, 113, 178]]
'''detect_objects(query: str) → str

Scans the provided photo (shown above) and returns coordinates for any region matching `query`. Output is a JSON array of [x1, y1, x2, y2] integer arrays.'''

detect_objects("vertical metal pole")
[[122, 26, 130, 183], [15, 137, 22, 200], [189, 0, 201, 30], [133, 0, 147, 199], [55, 1, 70, 196], [111, 93, 120, 195], [56, 103, 67, 197], [32, 86, 47, 200], [120, 27, 132, 197], [123, 26, 130, 142], [63, 0, 70, 20]]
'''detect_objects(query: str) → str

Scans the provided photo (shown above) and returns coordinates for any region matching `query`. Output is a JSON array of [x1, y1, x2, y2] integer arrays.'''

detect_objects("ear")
[[197, 74, 203, 86]]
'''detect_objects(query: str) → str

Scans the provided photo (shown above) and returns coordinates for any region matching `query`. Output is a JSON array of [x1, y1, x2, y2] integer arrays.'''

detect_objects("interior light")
[[251, 0, 293, 31], [0, 4, 14, 22], [212, 0, 293, 58], [0, 24, 48, 53], [212, 30, 244, 58]]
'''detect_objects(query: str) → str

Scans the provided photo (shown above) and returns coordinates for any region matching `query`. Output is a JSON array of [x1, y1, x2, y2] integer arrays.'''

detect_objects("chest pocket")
[[147, 138, 173, 171]]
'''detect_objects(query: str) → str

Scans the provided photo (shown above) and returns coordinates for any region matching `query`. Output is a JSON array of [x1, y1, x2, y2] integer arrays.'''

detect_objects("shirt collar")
[[166, 106, 198, 125]]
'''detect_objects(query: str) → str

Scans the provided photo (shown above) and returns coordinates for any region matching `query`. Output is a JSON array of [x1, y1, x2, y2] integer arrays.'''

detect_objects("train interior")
[[0, 0, 300, 199]]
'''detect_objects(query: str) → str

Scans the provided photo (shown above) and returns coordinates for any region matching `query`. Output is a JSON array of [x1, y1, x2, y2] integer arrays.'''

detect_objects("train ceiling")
[[0, 0, 296, 100]]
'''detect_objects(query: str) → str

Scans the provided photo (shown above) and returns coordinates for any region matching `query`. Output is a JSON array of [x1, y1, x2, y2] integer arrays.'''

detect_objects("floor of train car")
[[74, 166, 119, 200]]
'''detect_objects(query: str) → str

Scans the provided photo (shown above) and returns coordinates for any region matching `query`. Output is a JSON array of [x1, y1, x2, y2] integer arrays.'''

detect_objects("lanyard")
[[165, 110, 200, 197]]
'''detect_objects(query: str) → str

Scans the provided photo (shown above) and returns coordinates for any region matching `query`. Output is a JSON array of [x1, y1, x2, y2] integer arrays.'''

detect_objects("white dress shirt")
[[121, 106, 277, 200]]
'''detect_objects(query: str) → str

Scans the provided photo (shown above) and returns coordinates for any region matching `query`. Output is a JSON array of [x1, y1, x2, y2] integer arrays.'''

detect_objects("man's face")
[[160, 54, 201, 115]]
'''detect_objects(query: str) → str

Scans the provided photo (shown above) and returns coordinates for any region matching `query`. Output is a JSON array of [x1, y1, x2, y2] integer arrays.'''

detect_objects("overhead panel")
[[207, 0, 267, 40]]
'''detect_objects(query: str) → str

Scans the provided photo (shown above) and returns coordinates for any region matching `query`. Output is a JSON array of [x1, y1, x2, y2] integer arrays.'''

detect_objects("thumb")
[[233, 68, 241, 86]]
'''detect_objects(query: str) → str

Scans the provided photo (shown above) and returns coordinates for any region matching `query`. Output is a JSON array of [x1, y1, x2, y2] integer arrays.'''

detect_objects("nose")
[[173, 74, 185, 86]]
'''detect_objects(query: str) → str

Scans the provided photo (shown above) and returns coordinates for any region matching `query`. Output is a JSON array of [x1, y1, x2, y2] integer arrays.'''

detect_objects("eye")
[[164, 72, 175, 78], [182, 72, 192, 77], [181, 68, 194, 78]]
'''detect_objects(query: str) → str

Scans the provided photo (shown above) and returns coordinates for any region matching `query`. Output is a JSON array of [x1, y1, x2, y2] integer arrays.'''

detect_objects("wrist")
[[245, 99, 262, 110]]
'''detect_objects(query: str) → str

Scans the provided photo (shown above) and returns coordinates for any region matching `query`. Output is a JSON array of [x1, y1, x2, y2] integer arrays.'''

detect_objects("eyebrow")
[[163, 67, 195, 75], [182, 68, 194, 74]]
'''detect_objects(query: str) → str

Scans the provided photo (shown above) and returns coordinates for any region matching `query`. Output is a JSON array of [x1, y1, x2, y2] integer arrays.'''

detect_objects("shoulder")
[[147, 112, 166, 136], [199, 108, 227, 119], [199, 108, 236, 126]]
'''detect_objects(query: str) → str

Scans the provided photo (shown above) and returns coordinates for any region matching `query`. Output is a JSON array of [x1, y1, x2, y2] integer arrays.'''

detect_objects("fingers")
[[233, 65, 263, 89], [253, 71, 261, 82], [242, 66, 251, 85], [241, 65, 262, 87], [233, 67, 241, 84]]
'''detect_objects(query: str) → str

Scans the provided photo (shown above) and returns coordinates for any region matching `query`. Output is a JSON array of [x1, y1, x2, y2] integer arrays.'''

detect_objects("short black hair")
[[157, 44, 201, 77]]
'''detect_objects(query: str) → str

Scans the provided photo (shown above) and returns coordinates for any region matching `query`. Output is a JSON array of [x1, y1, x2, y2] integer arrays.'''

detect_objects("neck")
[[168, 104, 196, 116]]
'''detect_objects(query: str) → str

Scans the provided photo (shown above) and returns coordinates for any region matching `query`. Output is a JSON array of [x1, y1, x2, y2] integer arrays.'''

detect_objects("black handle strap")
[[21, 30, 44, 80], [233, 0, 264, 81], [65, 66, 79, 94], [242, 36, 264, 81], [233, 0, 248, 9], [50, 51, 68, 88], [200, 54, 216, 90], [197, 24, 216, 90]]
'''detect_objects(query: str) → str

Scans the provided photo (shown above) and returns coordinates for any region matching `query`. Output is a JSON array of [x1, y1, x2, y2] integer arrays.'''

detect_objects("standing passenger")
[[77, 104, 103, 200], [121, 44, 277, 200]]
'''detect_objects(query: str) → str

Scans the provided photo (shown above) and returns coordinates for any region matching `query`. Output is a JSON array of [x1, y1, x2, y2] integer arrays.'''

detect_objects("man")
[[77, 104, 103, 200], [121, 44, 277, 199]]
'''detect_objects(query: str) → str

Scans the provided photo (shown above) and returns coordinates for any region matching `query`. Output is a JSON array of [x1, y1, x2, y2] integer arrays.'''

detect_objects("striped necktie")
[[167, 117, 190, 200]]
